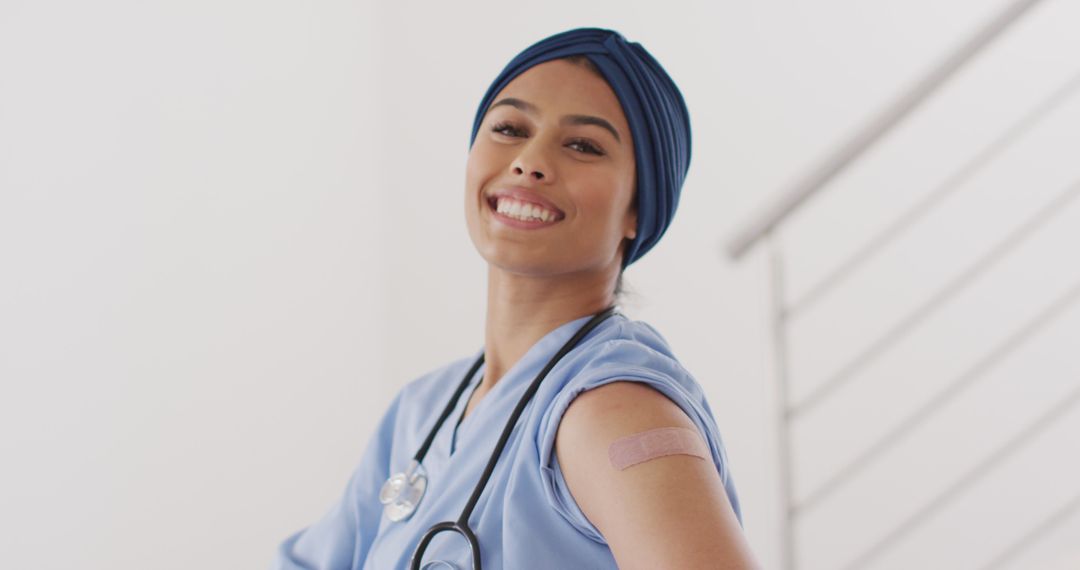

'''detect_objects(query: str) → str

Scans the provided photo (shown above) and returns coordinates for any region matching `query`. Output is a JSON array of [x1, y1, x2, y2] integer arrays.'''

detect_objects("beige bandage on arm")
[[608, 426, 710, 470]]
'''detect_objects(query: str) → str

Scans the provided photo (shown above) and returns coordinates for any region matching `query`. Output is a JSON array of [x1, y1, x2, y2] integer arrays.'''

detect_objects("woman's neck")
[[481, 265, 615, 391]]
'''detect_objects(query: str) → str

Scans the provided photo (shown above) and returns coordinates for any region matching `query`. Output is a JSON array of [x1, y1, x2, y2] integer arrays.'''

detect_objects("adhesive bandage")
[[608, 426, 709, 470]]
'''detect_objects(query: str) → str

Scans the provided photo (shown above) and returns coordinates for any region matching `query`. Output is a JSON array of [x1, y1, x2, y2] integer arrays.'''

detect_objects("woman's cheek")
[[464, 146, 484, 182]]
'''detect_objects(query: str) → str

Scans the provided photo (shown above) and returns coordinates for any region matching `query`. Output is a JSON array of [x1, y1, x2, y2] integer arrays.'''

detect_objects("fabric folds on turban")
[[469, 28, 691, 268]]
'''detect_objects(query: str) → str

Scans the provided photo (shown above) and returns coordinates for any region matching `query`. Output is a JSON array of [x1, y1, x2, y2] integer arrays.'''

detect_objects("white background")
[[2, 0, 1077, 568]]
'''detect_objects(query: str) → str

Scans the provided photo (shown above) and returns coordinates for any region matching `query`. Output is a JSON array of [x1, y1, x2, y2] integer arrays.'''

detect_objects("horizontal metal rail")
[[795, 275, 1080, 515], [735, 2, 1067, 568], [724, 0, 1047, 261], [784, 69, 1080, 321], [789, 178, 1080, 421], [978, 492, 1080, 570], [841, 384, 1080, 569]]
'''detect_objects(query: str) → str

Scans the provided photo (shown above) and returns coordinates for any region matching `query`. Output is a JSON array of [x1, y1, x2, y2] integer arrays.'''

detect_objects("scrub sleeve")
[[535, 334, 742, 544], [275, 391, 403, 569]]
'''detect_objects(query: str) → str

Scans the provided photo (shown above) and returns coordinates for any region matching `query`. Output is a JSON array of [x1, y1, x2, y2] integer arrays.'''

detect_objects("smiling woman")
[[273, 28, 759, 570], [465, 58, 637, 279]]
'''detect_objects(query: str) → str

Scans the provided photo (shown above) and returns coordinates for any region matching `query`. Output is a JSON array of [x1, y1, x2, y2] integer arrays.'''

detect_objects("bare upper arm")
[[554, 381, 760, 570]]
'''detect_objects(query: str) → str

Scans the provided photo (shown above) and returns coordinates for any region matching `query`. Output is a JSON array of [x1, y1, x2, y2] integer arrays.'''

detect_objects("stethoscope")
[[377, 306, 619, 570]]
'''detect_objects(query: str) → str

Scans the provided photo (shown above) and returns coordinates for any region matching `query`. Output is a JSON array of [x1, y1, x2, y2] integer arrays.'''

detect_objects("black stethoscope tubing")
[[407, 305, 619, 569]]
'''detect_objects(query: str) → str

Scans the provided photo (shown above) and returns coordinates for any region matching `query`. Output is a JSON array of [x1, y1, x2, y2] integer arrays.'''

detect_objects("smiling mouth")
[[486, 195, 564, 223]]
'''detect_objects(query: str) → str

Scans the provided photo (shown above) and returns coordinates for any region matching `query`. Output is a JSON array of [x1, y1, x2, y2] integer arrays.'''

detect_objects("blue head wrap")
[[469, 28, 691, 268]]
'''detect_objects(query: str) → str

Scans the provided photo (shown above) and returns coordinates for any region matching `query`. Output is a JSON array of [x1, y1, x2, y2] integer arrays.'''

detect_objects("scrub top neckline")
[[450, 368, 485, 456], [447, 311, 624, 457]]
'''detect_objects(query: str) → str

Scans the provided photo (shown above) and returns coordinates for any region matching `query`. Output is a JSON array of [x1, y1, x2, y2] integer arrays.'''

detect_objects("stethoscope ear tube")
[[454, 306, 618, 525], [401, 305, 620, 568]]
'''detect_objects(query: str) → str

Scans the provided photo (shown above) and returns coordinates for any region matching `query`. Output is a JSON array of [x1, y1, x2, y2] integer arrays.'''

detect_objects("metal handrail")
[[720, 1, 1068, 568], [784, 69, 1080, 320], [796, 274, 1080, 515], [979, 492, 1080, 569], [841, 384, 1080, 569], [790, 178, 1080, 420], [723, 0, 1047, 261]]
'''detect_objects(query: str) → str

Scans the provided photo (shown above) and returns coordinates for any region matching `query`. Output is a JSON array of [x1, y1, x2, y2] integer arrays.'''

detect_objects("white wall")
[[1, 1, 387, 568], [3, 0, 1068, 569]]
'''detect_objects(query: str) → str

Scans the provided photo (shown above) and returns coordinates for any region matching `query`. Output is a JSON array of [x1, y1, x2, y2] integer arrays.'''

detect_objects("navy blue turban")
[[469, 28, 691, 268]]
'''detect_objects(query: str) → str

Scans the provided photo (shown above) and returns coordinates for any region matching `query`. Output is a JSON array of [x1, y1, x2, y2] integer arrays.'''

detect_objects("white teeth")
[[493, 197, 558, 223]]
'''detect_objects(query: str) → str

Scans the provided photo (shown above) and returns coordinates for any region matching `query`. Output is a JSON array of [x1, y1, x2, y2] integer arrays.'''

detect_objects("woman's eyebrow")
[[561, 114, 621, 143], [490, 97, 622, 144], [490, 97, 537, 114]]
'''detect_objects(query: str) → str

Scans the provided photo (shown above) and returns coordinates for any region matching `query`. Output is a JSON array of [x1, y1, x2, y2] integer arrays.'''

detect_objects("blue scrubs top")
[[274, 313, 742, 569]]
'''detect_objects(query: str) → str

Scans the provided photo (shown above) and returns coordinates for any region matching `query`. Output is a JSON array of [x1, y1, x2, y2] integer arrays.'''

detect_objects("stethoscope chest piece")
[[420, 562, 460, 570], [380, 459, 428, 522]]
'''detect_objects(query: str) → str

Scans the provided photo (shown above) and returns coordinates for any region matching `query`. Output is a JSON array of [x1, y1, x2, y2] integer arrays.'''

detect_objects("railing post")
[[767, 232, 797, 570]]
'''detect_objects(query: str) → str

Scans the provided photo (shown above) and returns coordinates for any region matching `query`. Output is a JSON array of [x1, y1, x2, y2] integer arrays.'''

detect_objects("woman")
[[275, 28, 759, 569]]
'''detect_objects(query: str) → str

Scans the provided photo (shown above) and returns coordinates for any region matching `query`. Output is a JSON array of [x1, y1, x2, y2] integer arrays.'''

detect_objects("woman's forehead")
[[492, 59, 627, 126]]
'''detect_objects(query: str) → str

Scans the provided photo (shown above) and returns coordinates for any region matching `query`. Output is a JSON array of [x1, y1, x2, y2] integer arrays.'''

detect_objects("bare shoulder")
[[555, 381, 760, 570]]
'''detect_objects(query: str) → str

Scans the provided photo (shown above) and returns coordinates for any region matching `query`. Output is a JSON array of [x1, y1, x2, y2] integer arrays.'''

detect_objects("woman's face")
[[464, 58, 636, 279]]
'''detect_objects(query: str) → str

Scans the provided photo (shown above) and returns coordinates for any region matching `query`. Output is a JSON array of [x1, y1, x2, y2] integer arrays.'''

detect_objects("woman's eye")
[[491, 122, 527, 137], [567, 139, 604, 156]]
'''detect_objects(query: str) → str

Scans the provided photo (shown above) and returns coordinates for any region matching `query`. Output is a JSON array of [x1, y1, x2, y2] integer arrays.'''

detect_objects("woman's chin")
[[481, 250, 566, 277]]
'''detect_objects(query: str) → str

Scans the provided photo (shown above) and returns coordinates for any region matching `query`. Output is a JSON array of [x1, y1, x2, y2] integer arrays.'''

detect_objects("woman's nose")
[[511, 164, 545, 181], [509, 141, 555, 184]]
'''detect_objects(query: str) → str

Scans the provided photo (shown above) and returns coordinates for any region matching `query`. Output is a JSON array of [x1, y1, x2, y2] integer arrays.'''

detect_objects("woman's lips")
[[488, 187, 565, 217], [486, 196, 562, 230]]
